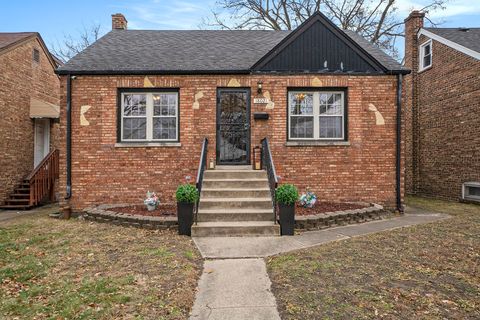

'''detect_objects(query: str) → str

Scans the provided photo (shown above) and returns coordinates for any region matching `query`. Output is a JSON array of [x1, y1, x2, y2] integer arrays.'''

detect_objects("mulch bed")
[[295, 201, 369, 216], [113, 203, 177, 217]]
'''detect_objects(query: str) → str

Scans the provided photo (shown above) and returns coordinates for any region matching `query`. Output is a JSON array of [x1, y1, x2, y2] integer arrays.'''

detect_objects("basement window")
[[462, 182, 480, 202], [419, 40, 432, 71], [32, 48, 40, 63], [288, 89, 347, 141], [119, 90, 179, 142]]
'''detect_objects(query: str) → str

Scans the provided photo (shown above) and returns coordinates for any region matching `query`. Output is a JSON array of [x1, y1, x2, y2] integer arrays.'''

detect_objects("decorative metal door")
[[216, 89, 250, 165]]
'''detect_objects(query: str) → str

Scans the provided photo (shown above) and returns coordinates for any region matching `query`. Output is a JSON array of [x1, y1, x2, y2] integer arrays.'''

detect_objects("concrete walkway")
[[0, 204, 59, 224], [190, 207, 449, 319]]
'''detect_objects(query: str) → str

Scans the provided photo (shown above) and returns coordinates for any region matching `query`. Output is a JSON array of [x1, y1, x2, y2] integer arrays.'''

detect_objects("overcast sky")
[[1, 0, 478, 59]]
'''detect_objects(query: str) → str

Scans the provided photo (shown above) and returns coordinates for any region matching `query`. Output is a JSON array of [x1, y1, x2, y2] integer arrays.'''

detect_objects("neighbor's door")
[[34, 119, 50, 167], [216, 89, 250, 165]]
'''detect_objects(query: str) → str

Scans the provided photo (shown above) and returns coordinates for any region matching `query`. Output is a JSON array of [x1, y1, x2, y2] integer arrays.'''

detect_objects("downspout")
[[65, 75, 72, 199], [396, 74, 403, 212]]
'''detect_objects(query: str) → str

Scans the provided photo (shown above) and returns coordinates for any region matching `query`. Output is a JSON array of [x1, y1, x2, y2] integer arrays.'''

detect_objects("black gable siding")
[[257, 21, 382, 73]]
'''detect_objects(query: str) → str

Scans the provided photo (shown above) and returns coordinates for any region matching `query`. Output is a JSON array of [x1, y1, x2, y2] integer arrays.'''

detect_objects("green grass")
[[267, 197, 480, 319], [0, 209, 202, 319]]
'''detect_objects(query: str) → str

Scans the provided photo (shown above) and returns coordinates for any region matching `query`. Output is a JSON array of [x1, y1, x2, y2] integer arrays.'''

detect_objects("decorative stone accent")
[[80, 105, 92, 126], [227, 78, 241, 87], [263, 91, 275, 109], [311, 77, 323, 86], [368, 103, 385, 125], [295, 203, 392, 230], [143, 76, 154, 87], [192, 91, 204, 109], [82, 204, 177, 230]]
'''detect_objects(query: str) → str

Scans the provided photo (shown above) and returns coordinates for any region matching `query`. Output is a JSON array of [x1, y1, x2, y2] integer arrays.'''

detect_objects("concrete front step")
[[201, 188, 271, 198], [199, 198, 272, 210], [215, 165, 252, 170], [204, 170, 267, 180], [197, 208, 274, 222], [191, 221, 280, 237], [203, 179, 269, 189]]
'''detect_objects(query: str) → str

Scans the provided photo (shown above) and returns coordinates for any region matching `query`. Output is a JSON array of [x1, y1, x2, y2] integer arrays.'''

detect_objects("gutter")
[[65, 75, 72, 199], [396, 74, 403, 212]]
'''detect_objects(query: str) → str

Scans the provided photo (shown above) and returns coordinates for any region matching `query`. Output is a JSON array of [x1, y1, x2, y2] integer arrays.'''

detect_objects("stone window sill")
[[285, 141, 350, 147], [114, 142, 181, 148]]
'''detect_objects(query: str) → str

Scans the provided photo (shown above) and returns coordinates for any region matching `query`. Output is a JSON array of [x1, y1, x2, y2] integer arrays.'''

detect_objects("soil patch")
[[295, 201, 369, 216]]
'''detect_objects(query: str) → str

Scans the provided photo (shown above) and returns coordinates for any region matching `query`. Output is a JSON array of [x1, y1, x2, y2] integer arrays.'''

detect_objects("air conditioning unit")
[[462, 182, 480, 202]]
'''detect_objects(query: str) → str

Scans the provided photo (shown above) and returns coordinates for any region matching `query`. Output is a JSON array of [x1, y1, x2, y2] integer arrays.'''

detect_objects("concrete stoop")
[[192, 167, 279, 237]]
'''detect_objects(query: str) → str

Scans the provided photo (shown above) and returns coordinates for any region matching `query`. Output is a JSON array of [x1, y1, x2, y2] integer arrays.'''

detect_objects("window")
[[463, 182, 480, 202], [419, 40, 432, 71], [120, 91, 178, 142], [32, 48, 40, 63], [288, 90, 346, 140]]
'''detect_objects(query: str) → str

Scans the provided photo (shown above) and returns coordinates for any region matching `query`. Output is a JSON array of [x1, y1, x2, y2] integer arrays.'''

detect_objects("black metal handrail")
[[195, 137, 208, 225], [261, 138, 278, 224]]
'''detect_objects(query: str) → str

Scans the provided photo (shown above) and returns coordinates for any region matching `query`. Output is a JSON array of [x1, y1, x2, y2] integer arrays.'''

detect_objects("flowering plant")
[[144, 191, 160, 208], [295, 93, 306, 101], [299, 189, 317, 208]]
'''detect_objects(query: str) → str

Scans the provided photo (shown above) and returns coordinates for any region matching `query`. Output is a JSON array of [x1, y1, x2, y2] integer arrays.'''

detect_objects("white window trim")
[[419, 39, 432, 72], [120, 92, 179, 142], [418, 28, 480, 61], [462, 182, 480, 202], [288, 91, 345, 141]]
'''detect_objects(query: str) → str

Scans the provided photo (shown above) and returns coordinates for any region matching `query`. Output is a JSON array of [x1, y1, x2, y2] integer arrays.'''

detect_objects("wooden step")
[[9, 193, 30, 199], [0, 204, 33, 210], [5, 199, 30, 205]]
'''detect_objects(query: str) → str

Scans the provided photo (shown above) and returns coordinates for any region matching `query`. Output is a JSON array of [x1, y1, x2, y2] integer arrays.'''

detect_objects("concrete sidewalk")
[[0, 204, 59, 224], [190, 207, 450, 319], [193, 211, 449, 259], [190, 259, 280, 320]]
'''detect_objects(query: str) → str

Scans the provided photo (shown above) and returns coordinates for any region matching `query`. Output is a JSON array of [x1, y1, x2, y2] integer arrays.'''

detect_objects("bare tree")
[[50, 23, 103, 63], [203, 0, 447, 58]]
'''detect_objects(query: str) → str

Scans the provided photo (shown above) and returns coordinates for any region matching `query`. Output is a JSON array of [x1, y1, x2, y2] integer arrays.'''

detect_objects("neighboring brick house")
[[0, 32, 61, 209], [56, 12, 408, 234], [404, 11, 480, 202]]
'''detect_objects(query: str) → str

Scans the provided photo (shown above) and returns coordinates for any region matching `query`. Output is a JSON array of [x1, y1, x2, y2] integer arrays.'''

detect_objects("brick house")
[[0, 32, 61, 210], [56, 12, 408, 235], [404, 11, 480, 203]]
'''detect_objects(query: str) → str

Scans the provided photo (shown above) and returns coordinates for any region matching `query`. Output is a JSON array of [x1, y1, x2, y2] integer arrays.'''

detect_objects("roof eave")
[[55, 69, 251, 76]]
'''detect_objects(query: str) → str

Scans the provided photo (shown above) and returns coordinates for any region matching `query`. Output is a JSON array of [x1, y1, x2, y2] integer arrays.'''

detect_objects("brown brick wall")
[[59, 74, 402, 211], [0, 37, 60, 203], [404, 12, 480, 200]]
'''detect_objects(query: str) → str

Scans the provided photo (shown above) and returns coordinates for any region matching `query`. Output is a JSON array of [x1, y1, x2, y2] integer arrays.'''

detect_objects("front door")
[[34, 119, 50, 167], [216, 89, 250, 165]]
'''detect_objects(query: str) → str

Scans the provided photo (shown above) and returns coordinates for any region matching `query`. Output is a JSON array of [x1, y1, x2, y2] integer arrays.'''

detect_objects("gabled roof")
[[57, 12, 407, 75], [0, 32, 61, 68], [0, 32, 37, 52], [419, 28, 480, 60]]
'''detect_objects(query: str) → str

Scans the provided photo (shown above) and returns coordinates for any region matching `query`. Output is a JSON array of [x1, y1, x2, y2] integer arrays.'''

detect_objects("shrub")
[[175, 184, 199, 204], [275, 184, 299, 206]]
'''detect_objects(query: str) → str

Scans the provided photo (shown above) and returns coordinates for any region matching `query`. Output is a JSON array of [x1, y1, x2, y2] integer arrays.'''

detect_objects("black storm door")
[[216, 89, 250, 165]]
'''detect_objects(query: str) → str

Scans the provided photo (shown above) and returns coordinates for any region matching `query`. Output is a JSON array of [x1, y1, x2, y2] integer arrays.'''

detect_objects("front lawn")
[[0, 209, 202, 319], [267, 197, 480, 319]]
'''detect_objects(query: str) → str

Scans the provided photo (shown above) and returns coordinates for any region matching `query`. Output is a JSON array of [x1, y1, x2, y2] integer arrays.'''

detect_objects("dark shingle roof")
[[343, 30, 406, 72], [57, 30, 290, 74], [424, 28, 480, 54], [57, 28, 405, 74], [0, 32, 36, 51]]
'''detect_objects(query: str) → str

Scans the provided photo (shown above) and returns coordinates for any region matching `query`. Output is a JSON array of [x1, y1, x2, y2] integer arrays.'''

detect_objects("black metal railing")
[[194, 137, 208, 225], [261, 138, 278, 224]]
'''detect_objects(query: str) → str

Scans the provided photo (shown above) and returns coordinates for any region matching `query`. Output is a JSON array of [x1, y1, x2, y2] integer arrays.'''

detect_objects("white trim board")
[[418, 28, 480, 60]]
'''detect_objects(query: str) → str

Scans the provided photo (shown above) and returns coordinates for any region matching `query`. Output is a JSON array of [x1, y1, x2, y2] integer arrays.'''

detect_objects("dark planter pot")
[[177, 202, 194, 236], [279, 203, 295, 236]]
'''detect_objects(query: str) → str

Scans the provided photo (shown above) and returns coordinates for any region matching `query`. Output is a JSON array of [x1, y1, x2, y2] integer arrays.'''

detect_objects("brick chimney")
[[404, 11, 425, 72], [112, 13, 128, 30], [403, 10, 425, 196]]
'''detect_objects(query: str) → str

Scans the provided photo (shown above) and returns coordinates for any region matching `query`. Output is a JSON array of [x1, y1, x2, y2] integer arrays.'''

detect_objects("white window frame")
[[419, 39, 432, 72], [288, 90, 345, 141], [120, 91, 179, 142]]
